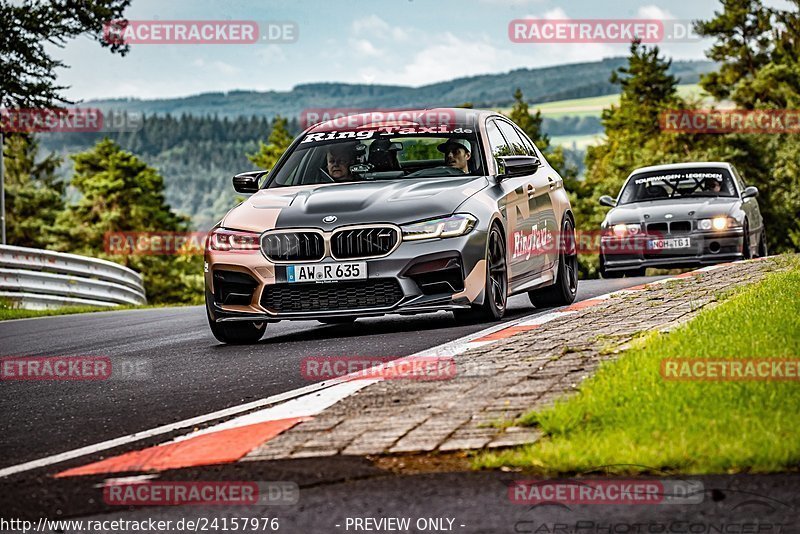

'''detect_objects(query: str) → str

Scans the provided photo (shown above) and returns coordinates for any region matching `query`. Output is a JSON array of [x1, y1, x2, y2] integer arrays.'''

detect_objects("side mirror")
[[496, 155, 541, 180], [742, 186, 759, 199], [232, 170, 268, 194], [599, 195, 617, 208]]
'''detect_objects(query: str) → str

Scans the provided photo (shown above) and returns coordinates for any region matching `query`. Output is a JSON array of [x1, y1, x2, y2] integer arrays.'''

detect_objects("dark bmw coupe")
[[598, 162, 767, 278]]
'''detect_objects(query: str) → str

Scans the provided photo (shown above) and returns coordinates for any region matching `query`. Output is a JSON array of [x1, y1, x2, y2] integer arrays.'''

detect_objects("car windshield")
[[266, 129, 482, 188], [618, 168, 737, 204]]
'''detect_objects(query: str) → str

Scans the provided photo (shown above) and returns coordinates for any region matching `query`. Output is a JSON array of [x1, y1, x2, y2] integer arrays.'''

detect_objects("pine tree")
[[509, 88, 549, 150], [2, 133, 64, 247], [248, 116, 293, 170], [51, 139, 202, 304]]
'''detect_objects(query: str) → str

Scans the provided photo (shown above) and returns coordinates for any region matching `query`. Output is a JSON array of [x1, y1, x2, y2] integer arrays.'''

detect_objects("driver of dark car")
[[325, 144, 357, 182], [437, 138, 471, 173]]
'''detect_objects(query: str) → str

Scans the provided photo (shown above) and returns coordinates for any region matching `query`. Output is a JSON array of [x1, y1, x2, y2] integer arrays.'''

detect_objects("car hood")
[[223, 176, 490, 232], [605, 197, 740, 225]]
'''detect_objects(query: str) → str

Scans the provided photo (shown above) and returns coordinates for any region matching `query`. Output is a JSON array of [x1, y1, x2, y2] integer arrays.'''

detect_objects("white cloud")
[[478, 0, 547, 6], [358, 33, 525, 87], [350, 38, 384, 58], [351, 15, 409, 41], [637, 5, 676, 20], [255, 45, 288, 64], [190, 58, 240, 76]]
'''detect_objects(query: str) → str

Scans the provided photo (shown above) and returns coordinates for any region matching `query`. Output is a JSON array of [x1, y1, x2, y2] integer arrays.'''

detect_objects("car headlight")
[[207, 228, 261, 251], [612, 223, 641, 237], [698, 217, 737, 231], [401, 214, 477, 241]]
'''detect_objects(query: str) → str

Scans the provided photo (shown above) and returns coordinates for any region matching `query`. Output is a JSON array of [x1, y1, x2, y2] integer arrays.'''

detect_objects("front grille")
[[260, 279, 403, 313], [331, 227, 399, 259], [262, 232, 324, 262], [670, 221, 692, 233], [646, 222, 668, 234], [646, 221, 691, 235]]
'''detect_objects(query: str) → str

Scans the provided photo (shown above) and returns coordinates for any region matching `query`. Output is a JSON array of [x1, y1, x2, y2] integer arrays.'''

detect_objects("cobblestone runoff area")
[[245, 259, 782, 461]]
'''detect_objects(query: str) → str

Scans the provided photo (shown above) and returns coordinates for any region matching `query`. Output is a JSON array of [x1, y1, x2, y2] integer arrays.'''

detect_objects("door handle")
[[548, 176, 557, 190], [527, 184, 536, 199]]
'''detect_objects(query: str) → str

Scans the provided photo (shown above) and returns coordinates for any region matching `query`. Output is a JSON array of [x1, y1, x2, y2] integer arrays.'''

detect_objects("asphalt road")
[[0, 276, 659, 472]]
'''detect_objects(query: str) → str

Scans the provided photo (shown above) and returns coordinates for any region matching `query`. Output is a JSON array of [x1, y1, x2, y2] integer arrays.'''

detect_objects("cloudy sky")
[[45, 0, 790, 101]]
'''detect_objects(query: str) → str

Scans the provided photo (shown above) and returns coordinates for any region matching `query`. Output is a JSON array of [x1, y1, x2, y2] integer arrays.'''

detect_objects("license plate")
[[287, 262, 367, 283], [647, 238, 692, 250]]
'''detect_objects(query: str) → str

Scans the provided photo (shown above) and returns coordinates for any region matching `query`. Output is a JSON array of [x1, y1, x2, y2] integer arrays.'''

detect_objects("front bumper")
[[600, 229, 745, 271], [205, 230, 487, 322]]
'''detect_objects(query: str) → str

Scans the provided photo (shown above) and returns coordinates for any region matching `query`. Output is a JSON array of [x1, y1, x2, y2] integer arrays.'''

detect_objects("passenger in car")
[[437, 138, 472, 173], [703, 177, 722, 194], [368, 139, 402, 172]]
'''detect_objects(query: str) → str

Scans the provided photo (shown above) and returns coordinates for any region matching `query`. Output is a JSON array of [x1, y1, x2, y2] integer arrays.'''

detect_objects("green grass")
[[475, 256, 800, 475], [496, 84, 706, 118], [0, 300, 192, 321], [549, 134, 604, 149]]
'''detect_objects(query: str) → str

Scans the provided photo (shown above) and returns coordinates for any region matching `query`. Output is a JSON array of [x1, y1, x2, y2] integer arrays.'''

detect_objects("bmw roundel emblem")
[[323, 215, 337, 223]]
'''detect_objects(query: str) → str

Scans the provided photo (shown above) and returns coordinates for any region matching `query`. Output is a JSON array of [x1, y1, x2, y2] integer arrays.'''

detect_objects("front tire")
[[528, 216, 579, 307], [741, 220, 752, 260], [454, 224, 507, 323], [206, 293, 267, 344], [756, 229, 768, 258]]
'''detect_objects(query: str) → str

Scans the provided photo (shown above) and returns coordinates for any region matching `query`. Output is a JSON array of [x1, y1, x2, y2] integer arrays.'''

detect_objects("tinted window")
[[730, 165, 747, 193], [619, 168, 737, 204]]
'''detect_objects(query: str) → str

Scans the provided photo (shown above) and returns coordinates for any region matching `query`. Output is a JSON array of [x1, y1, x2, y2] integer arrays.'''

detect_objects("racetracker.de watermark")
[[660, 109, 800, 134], [301, 356, 457, 381], [103, 20, 298, 45], [509, 479, 704, 505], [1, 108, 142, 133], [102, 481, 298, 506], [104, 231, 208, 256], [508, 19, 700, 43], [661, 358, 800, 381], [300, 108, 459, 130], [0, 356, 151, 381]]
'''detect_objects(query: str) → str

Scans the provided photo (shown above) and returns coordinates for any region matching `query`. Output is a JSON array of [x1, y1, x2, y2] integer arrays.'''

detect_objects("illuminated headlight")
[[401, 214, 477, 241], [207, 228, 261, 251], [612, 223, 641, 237], [699, 217, 737, 231]]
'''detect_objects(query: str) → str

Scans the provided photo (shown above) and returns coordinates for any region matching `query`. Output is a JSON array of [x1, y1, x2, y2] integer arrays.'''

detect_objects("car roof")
[[306, 107, 495, 133], [629, 162, 734, 176]]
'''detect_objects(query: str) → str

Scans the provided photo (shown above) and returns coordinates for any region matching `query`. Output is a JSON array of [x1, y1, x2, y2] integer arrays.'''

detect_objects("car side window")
[[496, 120, 528, 156], [731, 166, 747, 194], [486, 119, 513, 158], [513, 124, 541, 157]]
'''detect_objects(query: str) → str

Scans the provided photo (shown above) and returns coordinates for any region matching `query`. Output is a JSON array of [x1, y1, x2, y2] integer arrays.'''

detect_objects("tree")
[[509, 87, 549, 150], [0, 0, 131, 108], [248, 116, 293, 170], [694, 0, 800, 251], [52, 139, 202, 304], [504, 88, 579, 195], [2, 133, 63, 247], [693, 0, 774, 106]]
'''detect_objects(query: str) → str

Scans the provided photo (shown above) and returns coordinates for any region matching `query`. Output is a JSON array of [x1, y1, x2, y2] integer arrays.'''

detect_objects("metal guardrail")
[[0, 245, 146, 310]]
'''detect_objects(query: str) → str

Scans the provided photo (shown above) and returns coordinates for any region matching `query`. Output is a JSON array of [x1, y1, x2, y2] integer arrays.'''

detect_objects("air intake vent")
[[260, 279, 403, 313]]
